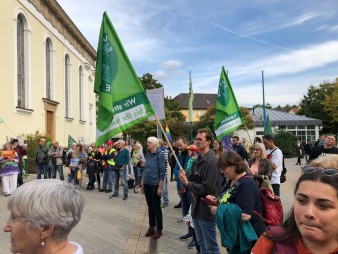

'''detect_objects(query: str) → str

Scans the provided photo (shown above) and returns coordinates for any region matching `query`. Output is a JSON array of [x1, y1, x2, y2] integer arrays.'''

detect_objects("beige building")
[[173, 93, 217, 122], [0, 0, 96, 146]]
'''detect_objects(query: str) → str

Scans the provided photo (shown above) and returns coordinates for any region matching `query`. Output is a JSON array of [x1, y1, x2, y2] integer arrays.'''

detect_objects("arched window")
[[65, 54, 71, 118], [17, 15, 25, 108], [79, 66, 84, 120], [45, 38, 53, 99]]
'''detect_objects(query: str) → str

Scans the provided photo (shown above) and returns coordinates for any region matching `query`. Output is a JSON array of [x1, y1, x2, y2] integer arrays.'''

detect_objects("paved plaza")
[[0, 158, 301, 254]]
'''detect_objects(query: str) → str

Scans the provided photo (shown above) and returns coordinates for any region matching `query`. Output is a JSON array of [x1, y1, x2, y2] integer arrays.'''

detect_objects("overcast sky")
[[57, 0, 338, 107]]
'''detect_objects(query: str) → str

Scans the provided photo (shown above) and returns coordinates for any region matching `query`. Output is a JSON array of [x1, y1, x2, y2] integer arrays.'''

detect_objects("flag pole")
[[262, 70, 267, 129], [188, 71, 194, 144], [154, 114, 181, 169], [153, 114, 196, 200]]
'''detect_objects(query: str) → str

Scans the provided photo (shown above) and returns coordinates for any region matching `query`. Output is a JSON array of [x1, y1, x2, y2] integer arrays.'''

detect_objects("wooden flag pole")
[[154, 114, 182, 169], [154, 114, 196, 200]]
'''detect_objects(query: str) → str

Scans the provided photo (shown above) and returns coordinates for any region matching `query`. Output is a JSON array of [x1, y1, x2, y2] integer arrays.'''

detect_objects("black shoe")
[[179, 232, 192, 240], [174, 202, 182, 208], [106, 189, 112, 193], [99, 189, 106, 192], [123, 195, 128, 200]]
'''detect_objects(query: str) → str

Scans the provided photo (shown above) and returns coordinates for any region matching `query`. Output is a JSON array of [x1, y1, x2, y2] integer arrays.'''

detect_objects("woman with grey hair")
[[3, 179, 85, 254], [142, 136, 166, 239]]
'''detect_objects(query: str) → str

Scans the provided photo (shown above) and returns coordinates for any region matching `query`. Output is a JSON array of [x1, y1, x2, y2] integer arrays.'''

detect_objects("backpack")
[[237, 176, 283, 226], [268, 148, 287, 183], [253, 187, 283, 226]]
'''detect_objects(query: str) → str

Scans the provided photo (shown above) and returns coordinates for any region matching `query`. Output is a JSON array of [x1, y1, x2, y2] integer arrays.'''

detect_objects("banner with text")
[[214, 67, 244, 140], [94, 12, 155, 146]]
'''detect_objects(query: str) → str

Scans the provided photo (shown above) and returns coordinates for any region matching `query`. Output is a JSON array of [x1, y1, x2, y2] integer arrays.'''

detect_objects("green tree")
[[164, 96, 185, 121], [299, 81, 336, 133], [321, 78, 338, 124], [274, 104, 298, 113], [273, 131, 297, 157], [139, 73, 162, 90]]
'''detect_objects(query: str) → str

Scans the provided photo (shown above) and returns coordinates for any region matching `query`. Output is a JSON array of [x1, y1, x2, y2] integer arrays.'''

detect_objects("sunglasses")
[[301, 166, 338, 176]]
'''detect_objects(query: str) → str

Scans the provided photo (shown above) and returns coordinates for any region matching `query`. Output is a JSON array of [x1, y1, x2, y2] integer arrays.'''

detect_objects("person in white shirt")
[[262, 135, 283, 197]]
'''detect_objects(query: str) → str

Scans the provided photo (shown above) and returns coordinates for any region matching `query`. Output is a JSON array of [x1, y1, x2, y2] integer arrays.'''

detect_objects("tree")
[[274, 104, 298, 113], [139, 73, 162, 90], [321, 78, 338, 124], [299, 81, 336, 133], [164, 96, 185, 121], [253, 103, 272, 109], [273, 131, 297, 157]]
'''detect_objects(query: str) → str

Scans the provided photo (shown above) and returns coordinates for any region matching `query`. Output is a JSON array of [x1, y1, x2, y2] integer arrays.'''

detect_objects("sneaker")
[[162, 202, 169, 208], [188, 239, 196, 249], [179, 232, 192, 240], [182, 215, 189, 222], [152, 230, 162, 239], [145, 228, 155, 237], [106, 189, 112, 193]]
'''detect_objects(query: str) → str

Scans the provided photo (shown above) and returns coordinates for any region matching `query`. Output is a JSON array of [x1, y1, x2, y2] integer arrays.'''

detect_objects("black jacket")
[[187, 150, 220, 221]]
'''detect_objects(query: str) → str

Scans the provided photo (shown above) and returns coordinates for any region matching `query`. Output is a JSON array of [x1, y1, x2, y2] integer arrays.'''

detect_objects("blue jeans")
[[192, 219, 220, 254], [36, 163, 48, 179], [51, 164, 64, 180], [68, 168, 79, 185], [102, 166, 114, 190], [272, 184, 280, 197], [162, 173, 169, 204], [127, 159, 132, 175], [181, 189, 191, 216], [114, 168, 128, 197], [133, 166, 141, 184]]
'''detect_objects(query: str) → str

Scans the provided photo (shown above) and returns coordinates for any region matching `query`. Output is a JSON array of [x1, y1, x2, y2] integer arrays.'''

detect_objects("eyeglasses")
[[301, 166, 338, 176], [253, 149, 261, 151]]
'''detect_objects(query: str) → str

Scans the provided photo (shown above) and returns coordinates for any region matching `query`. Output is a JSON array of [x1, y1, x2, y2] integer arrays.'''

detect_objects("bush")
[[25, 131, 51, 173], [273, 131, 297, 157]]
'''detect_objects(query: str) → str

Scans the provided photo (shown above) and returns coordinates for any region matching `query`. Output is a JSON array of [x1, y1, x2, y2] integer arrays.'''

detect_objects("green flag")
[[214, 67, 244, 140], [264, 114, 273, 135], [94, 12, 155, 146], [68, 135, 77, 149], [188, 71, 194, 122]]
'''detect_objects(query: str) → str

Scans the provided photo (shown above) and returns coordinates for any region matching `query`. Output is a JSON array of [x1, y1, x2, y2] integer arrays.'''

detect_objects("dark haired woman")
[[206, 151, 266, 253], [252, 154, 338, 254]]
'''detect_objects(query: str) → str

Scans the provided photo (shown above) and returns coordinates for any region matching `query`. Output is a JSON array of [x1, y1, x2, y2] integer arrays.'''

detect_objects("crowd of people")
[[0, 132, 337, 253]]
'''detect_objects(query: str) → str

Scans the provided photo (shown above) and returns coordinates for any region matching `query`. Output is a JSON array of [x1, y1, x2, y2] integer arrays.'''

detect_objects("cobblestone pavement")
[[0, 158, 301, 254]]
